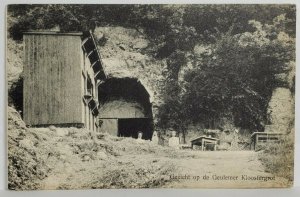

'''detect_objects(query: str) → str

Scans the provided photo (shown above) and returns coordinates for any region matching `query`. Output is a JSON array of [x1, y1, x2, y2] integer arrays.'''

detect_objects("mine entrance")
[[118, 118, 152, 139], [98, 77, 153, 139]]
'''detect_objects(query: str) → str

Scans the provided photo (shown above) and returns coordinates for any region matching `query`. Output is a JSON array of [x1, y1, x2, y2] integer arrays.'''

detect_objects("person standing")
[[136, 131, 144, 143], [168, 131, 180, 149], [151, 131, 159, 144]]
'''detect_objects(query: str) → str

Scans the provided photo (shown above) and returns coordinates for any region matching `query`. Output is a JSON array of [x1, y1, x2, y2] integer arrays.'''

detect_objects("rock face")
[[267, 87, 294, 133], [99, 100, 146, 118], [8, 106, 46, 190], [7, 38, 23, 89], [94, 26, 167, 123]]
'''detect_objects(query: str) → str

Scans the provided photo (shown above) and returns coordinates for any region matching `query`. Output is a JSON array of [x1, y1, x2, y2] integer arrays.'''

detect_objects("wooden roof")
[[190, 135, 219, 143], [250, 132, 284, 138], [23, 31, 83, 36]]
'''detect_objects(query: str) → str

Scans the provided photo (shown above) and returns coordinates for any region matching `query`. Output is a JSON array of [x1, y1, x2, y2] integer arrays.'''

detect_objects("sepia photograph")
[[6, 4, 296, 190]]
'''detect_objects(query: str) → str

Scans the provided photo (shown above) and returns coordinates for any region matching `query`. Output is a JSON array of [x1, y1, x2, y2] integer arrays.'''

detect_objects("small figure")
[[151, 131, 159, 144], [136, 131, 144, 143], [168, 131, 180, 149], [234, 128, 239, 133]]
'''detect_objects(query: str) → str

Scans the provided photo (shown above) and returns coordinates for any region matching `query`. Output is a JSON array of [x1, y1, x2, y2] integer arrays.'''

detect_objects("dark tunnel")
[[98, 77, 153, 139]]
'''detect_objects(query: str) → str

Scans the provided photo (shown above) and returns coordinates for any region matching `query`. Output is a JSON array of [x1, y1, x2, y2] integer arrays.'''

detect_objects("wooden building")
[[23, 31, 106, 131]]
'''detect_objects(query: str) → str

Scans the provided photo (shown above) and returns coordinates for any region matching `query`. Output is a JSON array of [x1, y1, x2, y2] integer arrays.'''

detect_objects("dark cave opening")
[[98, 77, 153, 139]]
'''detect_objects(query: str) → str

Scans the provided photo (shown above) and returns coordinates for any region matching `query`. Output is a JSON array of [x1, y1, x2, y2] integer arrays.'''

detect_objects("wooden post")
[[255, 133, 259, 151], [201, 138, 204, 151]]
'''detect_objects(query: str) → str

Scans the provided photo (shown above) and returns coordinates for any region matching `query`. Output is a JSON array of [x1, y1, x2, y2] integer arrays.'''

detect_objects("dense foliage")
[[181, 18, 295, 131], [8, 4, 296, 135]]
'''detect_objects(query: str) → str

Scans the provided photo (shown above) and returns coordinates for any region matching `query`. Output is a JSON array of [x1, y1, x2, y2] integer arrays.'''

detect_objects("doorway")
[[118, 118, 153, 140]]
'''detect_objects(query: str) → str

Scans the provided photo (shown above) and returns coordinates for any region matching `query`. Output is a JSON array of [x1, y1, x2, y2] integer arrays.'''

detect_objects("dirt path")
[[164, 150, 289, 188], [38, 140, 289, 189], [40, 149, 289, 189], [9, 107, 290, 190]]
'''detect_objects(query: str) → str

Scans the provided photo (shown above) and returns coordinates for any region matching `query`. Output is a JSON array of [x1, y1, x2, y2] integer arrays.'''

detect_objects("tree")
[[182, 15, 295, 131]]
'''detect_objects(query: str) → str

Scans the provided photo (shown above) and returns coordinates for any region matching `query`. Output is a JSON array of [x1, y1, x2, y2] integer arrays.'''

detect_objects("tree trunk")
[[181, 126, 186, 144]]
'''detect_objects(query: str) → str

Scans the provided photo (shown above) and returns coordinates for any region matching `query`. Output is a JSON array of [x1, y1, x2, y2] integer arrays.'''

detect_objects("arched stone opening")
[[98, 77, 153, 139]]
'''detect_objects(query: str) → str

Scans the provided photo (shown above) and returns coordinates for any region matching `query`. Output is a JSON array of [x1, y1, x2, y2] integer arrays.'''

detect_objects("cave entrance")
[[98, 77, 153, 139], [118, 118, 152, 139]]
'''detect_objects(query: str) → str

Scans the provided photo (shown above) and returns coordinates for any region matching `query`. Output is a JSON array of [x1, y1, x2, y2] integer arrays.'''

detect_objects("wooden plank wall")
[[23, 34, 83, 126], [98, 119, 118, 136]]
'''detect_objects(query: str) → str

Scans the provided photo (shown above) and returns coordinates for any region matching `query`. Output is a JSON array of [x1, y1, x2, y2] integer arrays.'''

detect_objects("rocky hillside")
[[8, 106, 180, 190], [93, 26, 167, 120], [6, 38, 23, 89]]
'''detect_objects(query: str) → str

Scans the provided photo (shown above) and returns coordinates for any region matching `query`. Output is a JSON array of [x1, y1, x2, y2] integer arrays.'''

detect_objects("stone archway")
[[98, 77, 153, 139]]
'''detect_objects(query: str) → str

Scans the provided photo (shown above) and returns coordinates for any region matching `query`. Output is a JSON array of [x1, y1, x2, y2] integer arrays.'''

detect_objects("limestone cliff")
[[266, 61, 295, 134], [93, 26, 168, 122]]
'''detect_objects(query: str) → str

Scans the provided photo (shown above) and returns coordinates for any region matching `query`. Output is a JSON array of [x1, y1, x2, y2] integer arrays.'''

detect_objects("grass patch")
[[258, 133, 294, 186]]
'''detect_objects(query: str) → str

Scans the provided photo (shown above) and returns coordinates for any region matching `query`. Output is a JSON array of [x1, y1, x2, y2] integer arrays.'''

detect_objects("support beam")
[[87, 49, 95, 57], [91, 60, 99, 68], [81, 37, 91, 47]]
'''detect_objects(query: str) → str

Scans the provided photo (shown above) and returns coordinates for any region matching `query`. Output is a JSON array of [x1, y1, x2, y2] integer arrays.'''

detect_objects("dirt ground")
[[39, 148, 289, 189], [8, 106, 289, 190], [163, 151, 289, 188]]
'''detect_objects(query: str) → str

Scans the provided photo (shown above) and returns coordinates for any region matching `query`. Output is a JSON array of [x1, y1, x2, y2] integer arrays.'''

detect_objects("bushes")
[[258, 133, 294, 186]]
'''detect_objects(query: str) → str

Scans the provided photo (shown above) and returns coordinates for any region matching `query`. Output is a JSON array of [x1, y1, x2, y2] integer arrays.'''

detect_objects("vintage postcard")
[[6, 4, 295, 190]]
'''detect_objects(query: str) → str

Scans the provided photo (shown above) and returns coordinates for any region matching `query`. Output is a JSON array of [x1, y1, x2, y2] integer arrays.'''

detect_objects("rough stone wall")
[[99, 100, 146, 119], [7, 38, 23, 89], [266, 61, 295, 134], [267, 87, 294, 133], [93, 27, 167, 123]]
